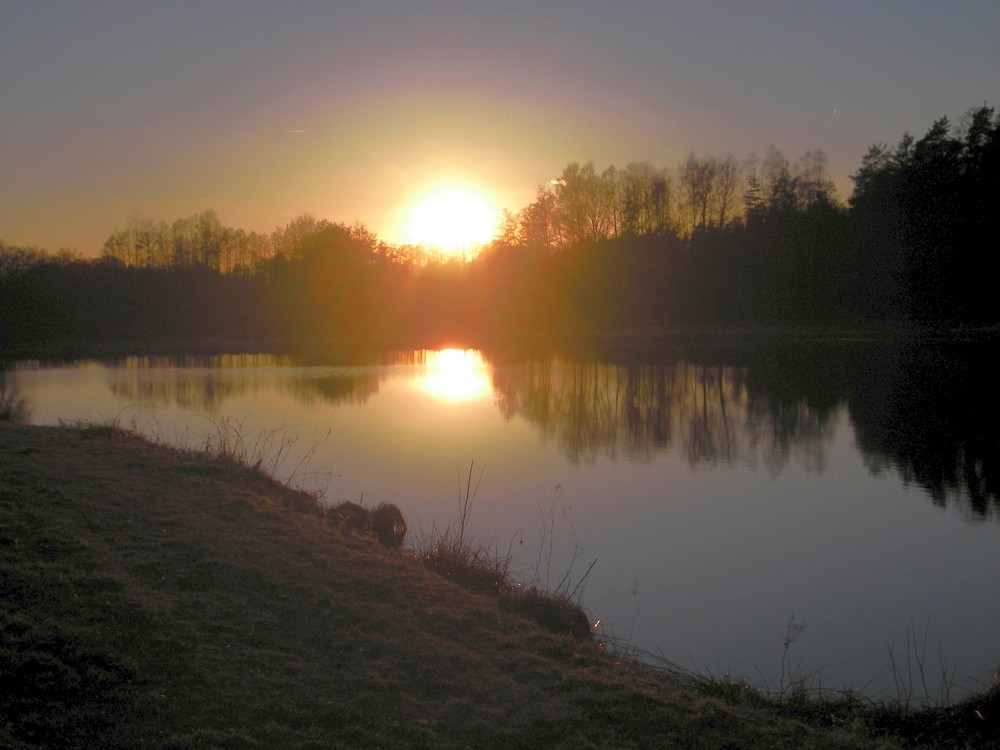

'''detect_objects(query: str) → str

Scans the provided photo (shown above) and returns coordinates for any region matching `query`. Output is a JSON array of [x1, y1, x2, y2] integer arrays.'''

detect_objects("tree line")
[[497, 145, 835, 249], [480, 104, 997, 327], [1, 104, 997, 355]]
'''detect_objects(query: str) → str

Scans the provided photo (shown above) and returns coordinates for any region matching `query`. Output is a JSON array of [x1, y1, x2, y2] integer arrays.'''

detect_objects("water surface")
[[7, 337, 999, 699]]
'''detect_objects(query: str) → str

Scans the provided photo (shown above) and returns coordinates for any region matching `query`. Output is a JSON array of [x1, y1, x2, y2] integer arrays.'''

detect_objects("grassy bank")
[[0, 423, 995, 748]]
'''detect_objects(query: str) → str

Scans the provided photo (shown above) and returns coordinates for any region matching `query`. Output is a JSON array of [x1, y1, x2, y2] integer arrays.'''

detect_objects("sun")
[[405, 187, 498, 254]]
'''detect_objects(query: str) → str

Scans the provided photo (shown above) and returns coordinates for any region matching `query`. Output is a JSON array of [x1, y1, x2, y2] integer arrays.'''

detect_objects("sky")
[[2, 1, 998, 256]]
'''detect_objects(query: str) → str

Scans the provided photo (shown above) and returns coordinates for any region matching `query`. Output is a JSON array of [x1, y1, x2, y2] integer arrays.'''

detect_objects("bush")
[[326, 501, 408, 549]]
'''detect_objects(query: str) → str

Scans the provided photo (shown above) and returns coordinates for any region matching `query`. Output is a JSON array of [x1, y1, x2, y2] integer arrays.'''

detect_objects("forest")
[[2, 105, 998, 355]]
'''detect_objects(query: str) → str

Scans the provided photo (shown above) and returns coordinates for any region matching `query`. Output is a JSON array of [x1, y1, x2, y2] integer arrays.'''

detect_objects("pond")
[[5, 334, 999, 700]]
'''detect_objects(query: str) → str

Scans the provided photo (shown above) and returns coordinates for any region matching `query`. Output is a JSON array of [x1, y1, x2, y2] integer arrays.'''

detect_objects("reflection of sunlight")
[[423, 348, 490, 401]]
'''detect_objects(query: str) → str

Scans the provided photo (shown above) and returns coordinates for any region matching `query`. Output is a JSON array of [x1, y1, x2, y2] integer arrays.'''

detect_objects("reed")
[[413, 463, 593, 640], [415, 463, 511, 597]]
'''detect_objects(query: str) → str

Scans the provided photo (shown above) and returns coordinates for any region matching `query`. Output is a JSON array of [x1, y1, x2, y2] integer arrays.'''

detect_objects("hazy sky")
[[2, 1, 998, 255]]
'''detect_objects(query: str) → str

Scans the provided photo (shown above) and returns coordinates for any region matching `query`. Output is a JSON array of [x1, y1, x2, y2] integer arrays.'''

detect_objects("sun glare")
[[405, 188, 498, 254], [423, 348, 490, 401]]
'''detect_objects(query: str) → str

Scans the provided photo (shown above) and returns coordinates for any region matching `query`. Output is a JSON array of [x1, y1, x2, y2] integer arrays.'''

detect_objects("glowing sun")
[[405, 188, 498, 253]]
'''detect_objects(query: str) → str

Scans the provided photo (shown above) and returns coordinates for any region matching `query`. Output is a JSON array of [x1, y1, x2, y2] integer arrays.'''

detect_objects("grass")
[[604, 639, 1000, 750], [884, 617, 959, 710], [413, 463, 593, 640], [0, 374, 29, 424], [198, 415, 335, 497], [414, 461, 509, 596], [528, 483, 597, 603], [2, 421, 998, 748]]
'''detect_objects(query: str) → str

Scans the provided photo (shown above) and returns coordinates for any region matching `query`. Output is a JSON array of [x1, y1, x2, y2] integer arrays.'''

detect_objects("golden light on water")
[[404, 187, 499, 253], [423, 348, 491, 401]]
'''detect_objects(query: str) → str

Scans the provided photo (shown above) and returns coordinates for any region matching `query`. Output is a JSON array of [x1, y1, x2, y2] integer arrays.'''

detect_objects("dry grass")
[[0, 374, 29, 424], [326, 499, 408, 549], [3, 422, 991, 748], [413, 463, 594, 641]]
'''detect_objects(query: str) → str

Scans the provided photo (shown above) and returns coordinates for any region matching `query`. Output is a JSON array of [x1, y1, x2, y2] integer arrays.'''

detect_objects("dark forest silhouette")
[[2, 105, 998, 354]]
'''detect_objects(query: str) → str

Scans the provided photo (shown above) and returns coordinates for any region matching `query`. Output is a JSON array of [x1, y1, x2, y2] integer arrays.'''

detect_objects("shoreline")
[[1, 421, 996, 748], [5, 322, 999, 366]]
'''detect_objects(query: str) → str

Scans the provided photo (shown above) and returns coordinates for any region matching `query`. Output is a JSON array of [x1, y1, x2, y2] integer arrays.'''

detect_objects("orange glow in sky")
[[3, 4, 999, 255]]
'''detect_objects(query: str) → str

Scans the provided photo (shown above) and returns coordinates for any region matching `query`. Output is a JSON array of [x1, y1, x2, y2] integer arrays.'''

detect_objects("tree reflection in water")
[[14, 337, 997, 518], [491, 357, 836, 473], [489, 338, 998, 518]]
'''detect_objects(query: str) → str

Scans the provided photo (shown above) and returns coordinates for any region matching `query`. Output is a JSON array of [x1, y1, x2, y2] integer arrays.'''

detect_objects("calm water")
[[5, 337, 999, 699]]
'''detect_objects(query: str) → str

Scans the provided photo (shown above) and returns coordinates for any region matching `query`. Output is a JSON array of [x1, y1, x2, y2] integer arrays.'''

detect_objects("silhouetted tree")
[[6, 103, 998, 358], [552, 161, 616, 245], [794, 150, 835, 208], [518, 185, 559, 249], [678, 152, 718, 234], [713, 153, 742, 227], [847, 105, 999, 322]]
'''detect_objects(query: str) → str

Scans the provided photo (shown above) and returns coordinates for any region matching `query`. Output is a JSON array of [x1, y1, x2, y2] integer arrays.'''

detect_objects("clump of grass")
[[885, 616, 957, 710], [786, 674, 1000, 749], [883, 676, 1000, 747], [0, 391, 29, 423], [530, 484, 597, 605], [414, 463, 594, 640], [326, 500, 371, 533], [416, 462, 511, 596], [418, 526, 512, 595], [858, 618, 1000, 747], [0, 372, 29, 423], [58, 414, 128, 439], [615, 615, 1000, 749], [752, 613, 823, 704], [501, 586, 593, 640], [326, 500, 408, 549], [199, 416, 317, 486], [607, 635, 1000, 749]]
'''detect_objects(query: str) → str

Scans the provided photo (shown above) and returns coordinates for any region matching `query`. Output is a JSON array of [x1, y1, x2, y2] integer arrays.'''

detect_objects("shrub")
[[326, 501, 407, 549], [369, 503, 407, 549]]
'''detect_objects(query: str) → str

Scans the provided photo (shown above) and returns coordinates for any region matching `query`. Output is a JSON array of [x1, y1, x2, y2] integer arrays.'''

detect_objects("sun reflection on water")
[[422, 348, 490, 401]]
